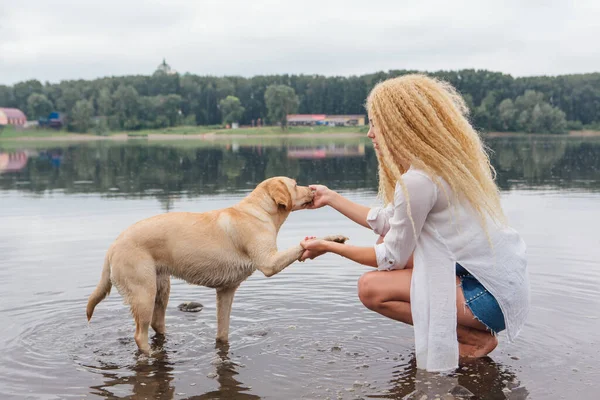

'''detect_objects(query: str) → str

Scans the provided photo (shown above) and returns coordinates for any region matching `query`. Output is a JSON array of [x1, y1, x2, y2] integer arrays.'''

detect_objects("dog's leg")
[[131, 287, 156, 355], [151, 272, 170, 335], [215, 285, 238, 343], [111, 253, 157, 355], [255, 234, 348, 277]]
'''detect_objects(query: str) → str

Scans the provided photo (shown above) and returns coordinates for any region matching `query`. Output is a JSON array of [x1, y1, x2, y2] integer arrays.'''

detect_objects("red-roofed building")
[[287, 114, 326, 126], [287, 114, 365, 127], [0, 108, 27, 127]]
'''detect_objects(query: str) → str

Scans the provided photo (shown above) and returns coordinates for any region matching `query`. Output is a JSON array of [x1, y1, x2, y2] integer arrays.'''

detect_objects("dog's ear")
[[268, 179, 292, 212]]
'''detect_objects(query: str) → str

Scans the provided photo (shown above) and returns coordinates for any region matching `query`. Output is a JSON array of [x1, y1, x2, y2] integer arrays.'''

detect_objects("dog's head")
[[262, 177, 313, 212]]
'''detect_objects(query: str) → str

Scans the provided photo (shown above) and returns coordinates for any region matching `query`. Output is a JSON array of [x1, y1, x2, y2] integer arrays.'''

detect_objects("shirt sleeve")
[[374, 170, 438, 271], [366, 204, 394, 236]]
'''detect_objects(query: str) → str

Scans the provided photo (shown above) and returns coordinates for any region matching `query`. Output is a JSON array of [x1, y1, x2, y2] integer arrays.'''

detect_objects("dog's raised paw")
[[322, 235, 349, 244]]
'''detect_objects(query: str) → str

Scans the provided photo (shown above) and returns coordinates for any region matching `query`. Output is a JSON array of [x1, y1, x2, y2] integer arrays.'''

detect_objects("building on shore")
[[287, 114, 365, 127], [0, 108, 27, 127], [155, 58, 177, 75], [287, 114, 326, 126]]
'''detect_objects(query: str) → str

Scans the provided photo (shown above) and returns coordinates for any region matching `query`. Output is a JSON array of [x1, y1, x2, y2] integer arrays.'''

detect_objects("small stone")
[[178, 301, 203, 312], [502, 388, 511, 393], [207, 372, 217, 379], [247, 329, 270, 337], [353, 381, 363, 387], [572, 367, 579, 372], [510, 356, 520, 360], [331, 346, 342, 352], [190, 383, 196, 386], [449, 384, 476, 399]]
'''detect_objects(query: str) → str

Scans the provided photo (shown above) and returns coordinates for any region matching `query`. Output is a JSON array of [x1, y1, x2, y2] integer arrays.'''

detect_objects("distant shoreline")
[[1, 127, 599, 144], [2, 131, 368, 142]]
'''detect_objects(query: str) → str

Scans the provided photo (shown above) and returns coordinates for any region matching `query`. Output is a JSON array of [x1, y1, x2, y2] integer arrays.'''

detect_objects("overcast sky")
[[1, 0, 599, 85]]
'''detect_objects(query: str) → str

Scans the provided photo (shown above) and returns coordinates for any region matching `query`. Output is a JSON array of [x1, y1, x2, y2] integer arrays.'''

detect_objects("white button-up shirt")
[[366, 168, 530, 372]]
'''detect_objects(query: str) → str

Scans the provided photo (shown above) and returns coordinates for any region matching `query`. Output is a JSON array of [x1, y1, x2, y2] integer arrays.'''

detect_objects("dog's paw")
[[321, 234, 349, 244]]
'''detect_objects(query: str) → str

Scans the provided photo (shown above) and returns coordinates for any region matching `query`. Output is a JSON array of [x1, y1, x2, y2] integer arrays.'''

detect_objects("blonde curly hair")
[[366, 74, 506, 235]]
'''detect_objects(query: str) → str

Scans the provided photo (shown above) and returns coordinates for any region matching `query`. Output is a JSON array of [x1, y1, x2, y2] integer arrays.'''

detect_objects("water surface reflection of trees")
[[1, 138, 599, 209]]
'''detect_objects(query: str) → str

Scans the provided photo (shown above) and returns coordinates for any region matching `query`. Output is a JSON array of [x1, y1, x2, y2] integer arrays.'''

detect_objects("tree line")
[[1, 68, 599, 134]]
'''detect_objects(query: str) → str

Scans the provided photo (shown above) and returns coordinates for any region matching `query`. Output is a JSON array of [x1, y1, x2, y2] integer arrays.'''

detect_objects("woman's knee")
[[357, 271, 381, 310]]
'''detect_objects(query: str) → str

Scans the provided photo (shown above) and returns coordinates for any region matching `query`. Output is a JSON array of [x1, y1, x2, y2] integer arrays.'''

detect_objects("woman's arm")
[[308, 185, 371, 228], [301, 239, 378, 268]]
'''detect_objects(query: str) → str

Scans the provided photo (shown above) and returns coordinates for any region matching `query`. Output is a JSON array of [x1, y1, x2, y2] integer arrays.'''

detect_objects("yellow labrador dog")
[[86, 176, 347, 354]]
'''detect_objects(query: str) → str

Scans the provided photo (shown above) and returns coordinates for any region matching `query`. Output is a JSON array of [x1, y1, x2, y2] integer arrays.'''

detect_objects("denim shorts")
[[456, 263, 506, 334]]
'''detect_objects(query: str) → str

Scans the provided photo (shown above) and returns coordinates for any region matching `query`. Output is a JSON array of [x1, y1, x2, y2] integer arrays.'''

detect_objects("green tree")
[[264, 84, 299, 130], [27, 93, 54, 120], [157, 94, 183, 127], [57, 87, 84, 114], [512, 90, 567, 134], [13, 80, 43, 111], [96, 87, 112, 116], [474, 91, 501, 131], [112, 85, 140, 129], [498, 99, 517, 131], [69, 99, 94, 132], [219, 95, 245, 124], [0, 85, 16, 108]]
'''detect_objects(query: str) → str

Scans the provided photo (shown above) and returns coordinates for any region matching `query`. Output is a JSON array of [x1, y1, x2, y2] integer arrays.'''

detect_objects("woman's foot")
[[457, 325, 498, 358]]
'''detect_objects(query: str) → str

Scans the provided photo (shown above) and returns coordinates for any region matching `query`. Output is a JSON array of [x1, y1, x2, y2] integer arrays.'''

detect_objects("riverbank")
[[1, 125, 599, 144], [0, 125, 368, 142]]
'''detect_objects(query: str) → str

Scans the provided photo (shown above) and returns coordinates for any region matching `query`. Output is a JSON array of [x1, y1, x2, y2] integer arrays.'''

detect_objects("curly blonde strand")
[[366, 74, 506, 238]]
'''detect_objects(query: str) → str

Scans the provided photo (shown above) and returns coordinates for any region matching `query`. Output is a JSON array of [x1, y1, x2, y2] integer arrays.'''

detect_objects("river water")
[[0, 135, 598, 399]]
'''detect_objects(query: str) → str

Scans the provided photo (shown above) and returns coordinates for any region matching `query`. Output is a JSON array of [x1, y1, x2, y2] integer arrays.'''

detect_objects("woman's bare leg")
[[357, 269, 498, 358]]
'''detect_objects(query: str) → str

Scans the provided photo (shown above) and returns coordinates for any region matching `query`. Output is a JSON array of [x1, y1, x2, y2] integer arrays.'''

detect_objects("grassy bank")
[[0, 124, 369, 141], [2, 125, 599, 146]]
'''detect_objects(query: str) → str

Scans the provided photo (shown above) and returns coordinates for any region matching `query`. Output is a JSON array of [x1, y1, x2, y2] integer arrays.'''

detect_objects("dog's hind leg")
[[131, 284, 156, 354], [151, 272, 170, 336], [113, 255, 157, 355], [215, 285, 239, 343]]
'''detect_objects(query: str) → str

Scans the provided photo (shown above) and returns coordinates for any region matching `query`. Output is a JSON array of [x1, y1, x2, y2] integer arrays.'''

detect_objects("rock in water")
[[449, 385, 475, 399], [178, 301, 203, 312]]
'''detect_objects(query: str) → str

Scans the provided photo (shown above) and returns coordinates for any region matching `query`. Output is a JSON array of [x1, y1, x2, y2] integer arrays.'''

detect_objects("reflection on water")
[[0, 136, 599, 399], [366, 355, 528, 400], [89, 335, 176, 399], [89, 340, 259, 400], [1, 137, 599, 207]]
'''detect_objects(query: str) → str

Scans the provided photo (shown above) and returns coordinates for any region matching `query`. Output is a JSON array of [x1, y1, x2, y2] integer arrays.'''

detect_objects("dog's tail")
[[86, 252, 112, 322]]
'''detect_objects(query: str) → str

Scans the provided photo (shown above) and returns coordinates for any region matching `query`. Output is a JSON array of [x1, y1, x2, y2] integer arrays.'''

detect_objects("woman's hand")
[[306, 185, 336, 209], [298, 236, 329, 261]]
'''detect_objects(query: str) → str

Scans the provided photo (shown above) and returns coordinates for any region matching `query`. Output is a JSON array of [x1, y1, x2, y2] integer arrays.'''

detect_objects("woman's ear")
[[269, 179, 292, 211]]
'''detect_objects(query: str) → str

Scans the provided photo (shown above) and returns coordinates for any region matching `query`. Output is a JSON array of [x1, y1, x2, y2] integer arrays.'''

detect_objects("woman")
[[299, 74, 530, 372]]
